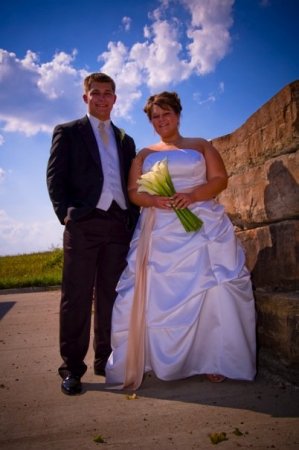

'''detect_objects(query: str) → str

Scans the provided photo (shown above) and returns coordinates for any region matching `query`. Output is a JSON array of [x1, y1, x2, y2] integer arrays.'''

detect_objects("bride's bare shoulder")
[[135, 146, 158, 159], [182, 137, 210, 153], [133, 147, 155, 169]]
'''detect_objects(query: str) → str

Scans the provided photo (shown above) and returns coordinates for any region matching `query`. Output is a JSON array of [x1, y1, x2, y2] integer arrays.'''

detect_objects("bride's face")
[[151, 105, 179, 138]]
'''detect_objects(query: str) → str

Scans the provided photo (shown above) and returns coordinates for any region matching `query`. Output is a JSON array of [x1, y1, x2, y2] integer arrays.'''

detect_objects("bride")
[[105, 91, 256, 390]]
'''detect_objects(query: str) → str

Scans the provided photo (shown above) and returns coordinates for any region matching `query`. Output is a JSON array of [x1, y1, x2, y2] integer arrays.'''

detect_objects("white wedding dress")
[[106, 150, 256, 387]]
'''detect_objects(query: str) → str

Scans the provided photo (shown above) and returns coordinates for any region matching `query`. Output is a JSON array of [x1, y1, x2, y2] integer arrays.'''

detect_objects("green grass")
[[0, 248, 63, 290]]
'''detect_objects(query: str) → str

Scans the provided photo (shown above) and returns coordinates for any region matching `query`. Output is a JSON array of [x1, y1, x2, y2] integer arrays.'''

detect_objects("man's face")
[[83, 81, 116, 120]]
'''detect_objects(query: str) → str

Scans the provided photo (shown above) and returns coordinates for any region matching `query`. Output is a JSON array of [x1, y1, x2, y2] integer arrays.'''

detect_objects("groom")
[[46, 72, 139, 395]]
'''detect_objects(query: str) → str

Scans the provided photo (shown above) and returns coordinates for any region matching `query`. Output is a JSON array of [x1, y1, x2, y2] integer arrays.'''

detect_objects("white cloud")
[[193, 92, 216, 105], [0, 135, 4, 145], [219, 81, 225, 93], [99, 42, 143, 119], [0, 0, 234, 134], [0, 210, 63, 256], [193, 81, 225, 105], [100, 9, 188, 93], [0, 48, 87, 136], [122, 16, 132, 32], [131, 19, 189, 88], [98, 0, 234, 93], [181, 0, 234, 75], [37, 50, 80, 99]]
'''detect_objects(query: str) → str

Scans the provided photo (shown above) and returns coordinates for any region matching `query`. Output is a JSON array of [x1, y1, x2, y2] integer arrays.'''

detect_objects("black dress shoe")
[[61, 375, 82, 395]]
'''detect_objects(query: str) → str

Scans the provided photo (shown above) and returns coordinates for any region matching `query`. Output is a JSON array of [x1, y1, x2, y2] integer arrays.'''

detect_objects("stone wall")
[[212, 80, 299, 385]]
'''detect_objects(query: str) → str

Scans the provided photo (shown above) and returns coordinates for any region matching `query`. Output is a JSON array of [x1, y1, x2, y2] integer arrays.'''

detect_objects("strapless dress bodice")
[[143, 149, 207, 192]]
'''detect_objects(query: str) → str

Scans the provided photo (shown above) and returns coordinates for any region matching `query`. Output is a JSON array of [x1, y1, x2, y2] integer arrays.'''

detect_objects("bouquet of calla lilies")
[[137, 158, 203, 232]]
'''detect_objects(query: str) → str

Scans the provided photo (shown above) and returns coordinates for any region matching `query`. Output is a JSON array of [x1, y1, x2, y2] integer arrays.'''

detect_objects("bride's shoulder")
[[133, 147, 155, 167], [135, 147, 155, 158], [182, 137, 207, 152], [136, 145, 156, 159]]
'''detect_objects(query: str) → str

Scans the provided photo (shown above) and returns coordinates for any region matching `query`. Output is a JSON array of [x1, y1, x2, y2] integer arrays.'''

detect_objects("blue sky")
[[0, 0, 298, 255]]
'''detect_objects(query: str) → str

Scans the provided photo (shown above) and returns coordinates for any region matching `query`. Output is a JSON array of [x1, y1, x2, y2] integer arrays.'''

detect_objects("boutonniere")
[[119, 128, 126, 142]]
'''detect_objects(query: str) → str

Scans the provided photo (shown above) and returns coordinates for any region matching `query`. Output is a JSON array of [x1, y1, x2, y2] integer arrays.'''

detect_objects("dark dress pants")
[[58, 205, 133, 379]]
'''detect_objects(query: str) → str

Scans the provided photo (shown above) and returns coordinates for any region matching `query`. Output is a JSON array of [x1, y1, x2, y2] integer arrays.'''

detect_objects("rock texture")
[[212, 80, 299, 385]]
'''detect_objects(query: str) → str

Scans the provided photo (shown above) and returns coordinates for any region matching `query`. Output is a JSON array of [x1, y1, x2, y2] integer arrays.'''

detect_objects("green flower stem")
[[174, 211, 191, 232], [181, 208, 203, 229], [165, 175, 176, 193], [173, 207, 203, 232], [159, 182, 174, 196], [154, 180, 173, 197], [185, 211, 203, 231]]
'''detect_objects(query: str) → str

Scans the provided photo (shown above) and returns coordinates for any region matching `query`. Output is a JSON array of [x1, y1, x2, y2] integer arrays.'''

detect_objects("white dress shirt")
[[88, 114, 127, 210]]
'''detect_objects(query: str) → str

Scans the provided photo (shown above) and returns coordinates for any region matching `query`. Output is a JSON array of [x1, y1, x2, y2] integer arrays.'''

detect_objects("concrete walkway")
[[0, 290, 298, 450]]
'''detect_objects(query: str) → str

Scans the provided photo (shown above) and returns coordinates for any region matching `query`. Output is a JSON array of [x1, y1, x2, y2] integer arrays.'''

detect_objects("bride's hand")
[[152, 196, 173, 209], [171, 193, 192, 209]]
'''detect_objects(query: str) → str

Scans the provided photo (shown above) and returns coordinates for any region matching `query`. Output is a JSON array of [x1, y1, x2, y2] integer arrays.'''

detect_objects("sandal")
[[206, 374, 226, 383]]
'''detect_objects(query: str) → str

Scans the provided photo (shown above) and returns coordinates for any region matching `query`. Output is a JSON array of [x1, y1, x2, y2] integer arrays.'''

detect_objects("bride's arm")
[[192, 138, 228, 200], [128, 150, 172, 209]]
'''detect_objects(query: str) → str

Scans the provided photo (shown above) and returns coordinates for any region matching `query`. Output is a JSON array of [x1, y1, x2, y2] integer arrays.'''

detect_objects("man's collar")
[[87, 113, 111, 128]]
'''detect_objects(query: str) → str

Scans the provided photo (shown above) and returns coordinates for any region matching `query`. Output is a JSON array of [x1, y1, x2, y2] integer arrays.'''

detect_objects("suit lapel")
[[78, 116, 102, 168], [112, 123, 124, 166], [112, 122, 128, 200]]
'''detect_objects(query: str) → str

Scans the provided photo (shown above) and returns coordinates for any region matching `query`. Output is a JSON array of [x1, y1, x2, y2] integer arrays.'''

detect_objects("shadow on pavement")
[[82, 371, 299, 418], [0, 301, 16, 320]]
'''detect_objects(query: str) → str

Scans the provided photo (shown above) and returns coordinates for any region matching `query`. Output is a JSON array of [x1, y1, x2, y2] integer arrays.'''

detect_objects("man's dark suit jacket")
[[47, 115, 139, 228]]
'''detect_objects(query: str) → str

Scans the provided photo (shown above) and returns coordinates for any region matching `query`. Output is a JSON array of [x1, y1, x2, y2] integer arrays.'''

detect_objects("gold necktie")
[[98, 122, 109, 148]]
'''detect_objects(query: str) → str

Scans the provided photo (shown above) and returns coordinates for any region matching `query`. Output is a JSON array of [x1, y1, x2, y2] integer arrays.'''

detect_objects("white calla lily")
[[137, 158, 203, 232]]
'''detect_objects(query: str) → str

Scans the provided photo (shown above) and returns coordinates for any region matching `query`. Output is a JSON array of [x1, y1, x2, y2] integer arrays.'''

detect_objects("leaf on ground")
[[233, 427, 243, 436], [126, 393, 138, 400], [208, 432, 228, 444], [93, 434, 106, 443]]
